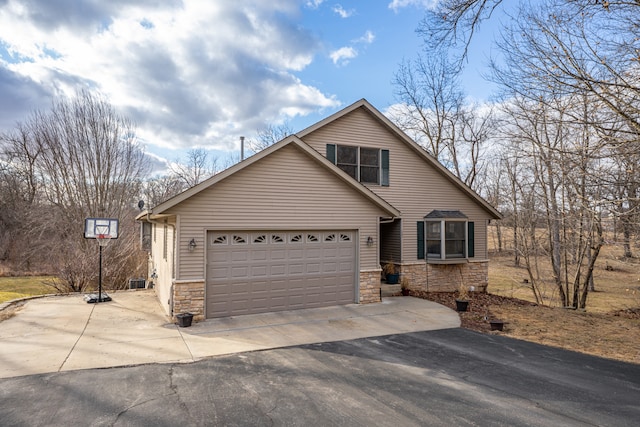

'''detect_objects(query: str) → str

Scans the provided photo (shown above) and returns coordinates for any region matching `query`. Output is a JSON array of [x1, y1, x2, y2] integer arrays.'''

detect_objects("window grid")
[[335, 144, 381, 184], [426, 220, 467, 259]]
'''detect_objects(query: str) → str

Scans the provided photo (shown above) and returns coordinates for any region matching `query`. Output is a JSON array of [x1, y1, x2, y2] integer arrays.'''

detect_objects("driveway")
[[0, 290, 459, 378], [1, 328, 639, 426]]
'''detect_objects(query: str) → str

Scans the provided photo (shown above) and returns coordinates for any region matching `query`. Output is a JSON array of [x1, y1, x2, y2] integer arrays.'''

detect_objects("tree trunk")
[[580, 225, 603, 309]]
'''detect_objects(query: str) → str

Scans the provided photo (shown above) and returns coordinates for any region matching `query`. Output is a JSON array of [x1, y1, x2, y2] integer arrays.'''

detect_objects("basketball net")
[[96, 226, 111, 247], [96, 231, 112, 247]]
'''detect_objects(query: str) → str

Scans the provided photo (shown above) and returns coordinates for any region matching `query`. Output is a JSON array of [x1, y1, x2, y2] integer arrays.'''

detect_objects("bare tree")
[[417, 0, 504, 60], [0, 123, 43, 265], [498, 90, 608, 308], [0, 90, 149, 290], [413, 0, 638, 309], [248, 122, 294, 153], [142, 175, 186, 208], [394, 52, 462, 161], [393, 49, 492, 190], [169, 148, 220, 188], [419, 0, 632, 62]]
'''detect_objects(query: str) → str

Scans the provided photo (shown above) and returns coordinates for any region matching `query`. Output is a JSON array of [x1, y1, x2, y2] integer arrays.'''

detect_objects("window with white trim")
[[422, 211, 473, 261]]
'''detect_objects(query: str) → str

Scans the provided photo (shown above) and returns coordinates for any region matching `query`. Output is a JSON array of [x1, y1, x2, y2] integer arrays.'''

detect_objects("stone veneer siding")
[[398, 261, 488, 293], [359, 269, 382, 303], [172, 280, 205, 321]]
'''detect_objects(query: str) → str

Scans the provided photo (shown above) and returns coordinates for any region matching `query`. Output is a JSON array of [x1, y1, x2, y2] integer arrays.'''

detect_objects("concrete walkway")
[[0, 290, 460, 379]]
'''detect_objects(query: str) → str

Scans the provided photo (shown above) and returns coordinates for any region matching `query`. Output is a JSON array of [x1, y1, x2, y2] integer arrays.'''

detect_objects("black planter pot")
[[489, 320, 504, 331], [386, 273, 400, 284], [455, 299, 469, 312], [176, 313, 193, 327]]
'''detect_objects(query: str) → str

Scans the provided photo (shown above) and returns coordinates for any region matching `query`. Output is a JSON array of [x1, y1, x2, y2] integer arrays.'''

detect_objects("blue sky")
[[0, 0, 501, 172]]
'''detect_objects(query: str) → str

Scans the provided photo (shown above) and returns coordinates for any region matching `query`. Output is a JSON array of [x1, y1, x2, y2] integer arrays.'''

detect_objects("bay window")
[[419, 210, 474, 262]]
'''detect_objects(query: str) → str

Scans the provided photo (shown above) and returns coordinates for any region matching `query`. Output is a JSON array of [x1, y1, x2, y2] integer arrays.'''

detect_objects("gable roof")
[[141, 135, 401, 219], [298, 99, 502, 219]]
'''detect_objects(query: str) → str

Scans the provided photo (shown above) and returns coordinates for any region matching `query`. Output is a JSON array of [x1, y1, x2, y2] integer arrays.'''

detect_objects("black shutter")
[[326, 144, 336, 163], [417, 221, 425, 259], [381, 149, 389, 186], [467, 222, 475, 258]]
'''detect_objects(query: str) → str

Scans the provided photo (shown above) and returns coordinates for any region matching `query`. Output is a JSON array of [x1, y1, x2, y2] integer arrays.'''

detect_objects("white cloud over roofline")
[[0, 0, 339, 153]]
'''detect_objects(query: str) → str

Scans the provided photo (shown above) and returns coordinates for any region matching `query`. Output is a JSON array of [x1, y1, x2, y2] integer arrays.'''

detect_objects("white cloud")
[[332, 4, 355, 18], [0, 0, 339, 155], [330, 47, 357, 66], [327, 30, 374, 67], [306, 0, 325, 9], [355, 30, 375, 44], [388, 0, 438, 13]]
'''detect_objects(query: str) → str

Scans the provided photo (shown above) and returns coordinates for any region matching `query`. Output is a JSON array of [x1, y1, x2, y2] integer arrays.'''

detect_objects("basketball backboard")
[[84, 218, 119, 239]]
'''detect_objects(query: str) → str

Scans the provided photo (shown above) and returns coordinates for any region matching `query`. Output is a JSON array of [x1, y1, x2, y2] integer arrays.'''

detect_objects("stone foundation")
[[397, 261, 488, 293], [172, 280, 205, 321], [359, 269, 382, 303]]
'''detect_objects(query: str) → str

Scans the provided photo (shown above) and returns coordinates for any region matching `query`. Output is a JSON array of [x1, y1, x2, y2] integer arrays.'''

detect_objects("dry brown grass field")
[[420, 226, 640, 364], [487, 227, 640, 312]]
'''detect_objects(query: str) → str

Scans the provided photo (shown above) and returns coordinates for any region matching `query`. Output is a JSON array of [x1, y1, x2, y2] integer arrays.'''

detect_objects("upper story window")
[[419, 210, 475, 262], [327, 144, 389, 186]]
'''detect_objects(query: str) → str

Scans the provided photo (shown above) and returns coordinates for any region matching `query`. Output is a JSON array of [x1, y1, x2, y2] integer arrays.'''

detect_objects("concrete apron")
[[0, 290, 460, 379]]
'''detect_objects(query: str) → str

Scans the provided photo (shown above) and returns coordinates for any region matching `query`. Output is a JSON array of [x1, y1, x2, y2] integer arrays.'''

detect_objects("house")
[[138, 99, 501, 320]]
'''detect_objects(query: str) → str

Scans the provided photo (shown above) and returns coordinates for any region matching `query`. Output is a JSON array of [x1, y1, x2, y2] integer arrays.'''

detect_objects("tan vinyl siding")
[[302, 106, 491, 262], [152, 221, 175, 316], [380, 219, 401, 262], [167, 144, 387, 280]]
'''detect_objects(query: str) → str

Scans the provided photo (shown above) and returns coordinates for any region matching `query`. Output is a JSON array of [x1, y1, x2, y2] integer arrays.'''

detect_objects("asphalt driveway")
[[1, 328, 639, 426]]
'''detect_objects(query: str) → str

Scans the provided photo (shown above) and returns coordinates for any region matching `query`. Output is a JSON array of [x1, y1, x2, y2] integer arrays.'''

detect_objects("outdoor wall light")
[[366, 236, 374, 247], [188, 238, 197, 252]]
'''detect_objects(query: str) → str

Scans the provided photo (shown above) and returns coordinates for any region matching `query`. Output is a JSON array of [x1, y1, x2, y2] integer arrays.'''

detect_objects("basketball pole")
[[98, 244, 103, 303]]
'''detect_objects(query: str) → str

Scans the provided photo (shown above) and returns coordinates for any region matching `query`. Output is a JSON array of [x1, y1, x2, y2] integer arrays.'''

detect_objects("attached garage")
[[206, 230, 357, 318]]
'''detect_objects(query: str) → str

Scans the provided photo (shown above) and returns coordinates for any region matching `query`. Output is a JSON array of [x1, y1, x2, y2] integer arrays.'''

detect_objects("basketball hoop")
[[96, 233, 112, 247], [84, 218, 119, 303]]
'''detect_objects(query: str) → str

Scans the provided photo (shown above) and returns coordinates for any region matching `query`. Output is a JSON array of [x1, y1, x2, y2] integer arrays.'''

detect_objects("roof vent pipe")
[[240, 136, 245, 161]]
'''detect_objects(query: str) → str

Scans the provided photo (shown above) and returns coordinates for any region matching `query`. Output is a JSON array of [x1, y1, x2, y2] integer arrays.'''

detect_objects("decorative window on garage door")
[[232, 234, 247, 244], [212, 234, 228, 245], [253, 234, 267, 244]]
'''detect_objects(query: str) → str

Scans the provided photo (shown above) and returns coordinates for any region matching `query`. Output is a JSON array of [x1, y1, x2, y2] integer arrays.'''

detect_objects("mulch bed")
[[410, 290, 539, 332], [612, 307, 640, 319]]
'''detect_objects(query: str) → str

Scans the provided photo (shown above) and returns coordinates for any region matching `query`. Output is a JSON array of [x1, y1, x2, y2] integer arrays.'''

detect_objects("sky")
[[0, 0, 500, 172]]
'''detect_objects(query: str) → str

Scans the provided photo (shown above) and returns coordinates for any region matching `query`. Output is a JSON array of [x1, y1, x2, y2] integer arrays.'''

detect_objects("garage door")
[[206, 230, 356, 318]]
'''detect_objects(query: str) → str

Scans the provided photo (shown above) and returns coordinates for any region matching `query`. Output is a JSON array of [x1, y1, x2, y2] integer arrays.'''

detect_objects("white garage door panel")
[[206, 230, 356, 318]]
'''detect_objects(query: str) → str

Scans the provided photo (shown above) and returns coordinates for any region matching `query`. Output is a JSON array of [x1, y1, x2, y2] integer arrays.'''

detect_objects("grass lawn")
[[0, 276, 56, 304]]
